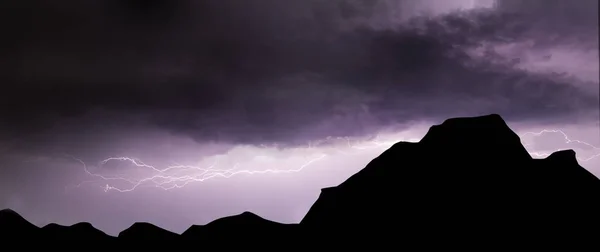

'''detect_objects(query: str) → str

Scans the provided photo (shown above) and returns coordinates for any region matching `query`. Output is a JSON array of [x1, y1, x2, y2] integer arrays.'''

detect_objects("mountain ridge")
[[1, 114, 599, 246]]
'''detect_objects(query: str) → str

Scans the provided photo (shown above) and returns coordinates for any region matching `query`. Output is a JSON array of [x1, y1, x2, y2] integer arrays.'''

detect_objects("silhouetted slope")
[[182, 212, 299, 244], [2, 114, 599, 246], [118, 222, 179, 241], [302, 114, 600, 245], [41, 222, 113, 241], [0, 209, 40, 239]]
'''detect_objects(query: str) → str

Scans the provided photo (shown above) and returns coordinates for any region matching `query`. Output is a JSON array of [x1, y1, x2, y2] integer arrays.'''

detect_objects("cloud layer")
[[1, 0, 597, 147]]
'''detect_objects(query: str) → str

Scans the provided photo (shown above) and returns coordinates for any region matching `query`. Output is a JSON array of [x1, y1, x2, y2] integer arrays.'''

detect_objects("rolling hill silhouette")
[[1, 114, 599, 246], [118, 222, 178, 241]]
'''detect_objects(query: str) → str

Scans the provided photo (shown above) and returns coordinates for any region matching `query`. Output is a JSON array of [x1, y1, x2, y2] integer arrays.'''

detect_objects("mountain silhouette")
[[302, 114, 600, 246], [1, 114, 599, 246], [42, 222, 112, 240], [118, 222, 178, 241], [0, 209, 40, 239], [181, 211, 300, 245]]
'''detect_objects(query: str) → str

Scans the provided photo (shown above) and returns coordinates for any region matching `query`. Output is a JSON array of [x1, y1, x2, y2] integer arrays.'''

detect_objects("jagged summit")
[[302, 114, 599, 243], [2, 114, 599, 246], [419, 113, 531, 161]]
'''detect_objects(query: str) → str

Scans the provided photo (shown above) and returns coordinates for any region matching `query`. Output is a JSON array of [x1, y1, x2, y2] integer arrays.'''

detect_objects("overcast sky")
[[0, 0, 598, 236]]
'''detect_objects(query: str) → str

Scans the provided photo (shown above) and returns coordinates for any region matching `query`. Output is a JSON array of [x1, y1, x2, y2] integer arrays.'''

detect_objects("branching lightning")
[[520, 129, 600, 162], [69, 135, 401, 192], [69, 129, 599, 192], [73, 154, 327, 192]]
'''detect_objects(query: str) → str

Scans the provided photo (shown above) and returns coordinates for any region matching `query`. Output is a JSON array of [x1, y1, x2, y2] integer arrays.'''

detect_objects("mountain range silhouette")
[[2, 114, 599, 247]]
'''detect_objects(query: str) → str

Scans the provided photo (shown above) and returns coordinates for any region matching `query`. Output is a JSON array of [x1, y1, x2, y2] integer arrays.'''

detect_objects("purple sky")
[[0, 0, 598, 236]]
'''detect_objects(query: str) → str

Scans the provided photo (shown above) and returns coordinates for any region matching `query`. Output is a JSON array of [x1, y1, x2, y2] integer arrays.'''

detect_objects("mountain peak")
[[0, 209, 36, 227], [419, 114, 531, 161], [546, 149, 578, 163], [204, 211, 272, 227], [239, 211, 259, 218], [118, 222, 178, 240], [41, 222, 111, 240], [0, 208, 22, 219], [181, 211, 297, 243], [0, 209, 40, 239], [302, 114, 600, 243]]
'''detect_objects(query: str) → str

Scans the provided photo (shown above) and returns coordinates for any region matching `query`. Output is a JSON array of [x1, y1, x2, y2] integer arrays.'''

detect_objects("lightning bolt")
[[519, 129, 600, 162], [68, 135, 400, 192], [68, 129, 599, 192]]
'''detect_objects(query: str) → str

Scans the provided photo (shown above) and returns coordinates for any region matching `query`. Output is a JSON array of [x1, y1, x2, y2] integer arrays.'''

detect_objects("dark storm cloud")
[[496, 0, 598, 29], [0, 0, 597, 145]]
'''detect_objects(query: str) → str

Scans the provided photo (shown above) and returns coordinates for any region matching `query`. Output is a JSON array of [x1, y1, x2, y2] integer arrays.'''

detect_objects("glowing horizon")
[[65, 126, 600, 193]]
